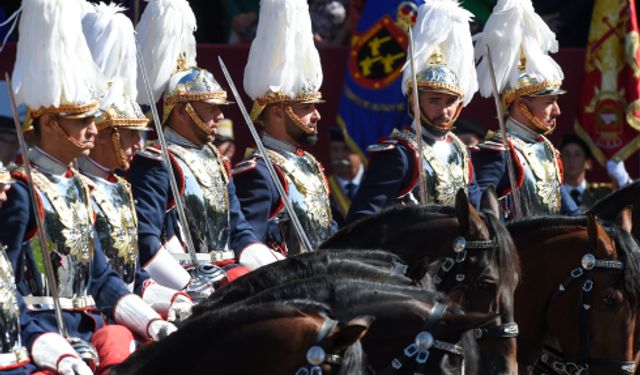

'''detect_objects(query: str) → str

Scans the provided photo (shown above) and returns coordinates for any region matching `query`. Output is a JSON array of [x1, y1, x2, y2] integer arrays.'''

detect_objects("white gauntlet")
[[31, 333, 93, 375], [114, 294, 177, 341], [239, 243, 285, 270], [142, 282, 193, 322], [143, 246, 192, 290]]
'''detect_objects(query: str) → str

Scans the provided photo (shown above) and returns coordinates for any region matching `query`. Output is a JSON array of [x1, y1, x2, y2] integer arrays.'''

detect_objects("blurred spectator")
[[453, 118, 486, 147], [327, 127, 363, 227], [222, 0, 259, 44], [0, 81, 21, 165], [532, 0, 594, 47], [213, 119, 236, 160], [310, 0, 350, 45], [560, 134, 613, 211]]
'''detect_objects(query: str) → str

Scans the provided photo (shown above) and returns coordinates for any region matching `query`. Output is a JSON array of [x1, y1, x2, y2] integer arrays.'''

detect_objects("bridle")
[[295, 316, 343, 375], [532, 249, 636, 375], [431, 226, 519, 341], [379, 302, 465, 375]]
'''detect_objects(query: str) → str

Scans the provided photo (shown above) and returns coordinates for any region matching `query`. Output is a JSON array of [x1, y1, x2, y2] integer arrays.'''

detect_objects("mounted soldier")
[[346, 0, 481, 223], [0, 0, 176, 372], [232, 0, 336, 255], [471, 0, 580, 218], [129, 0, 277, 281], [80, 3, 193, 321]]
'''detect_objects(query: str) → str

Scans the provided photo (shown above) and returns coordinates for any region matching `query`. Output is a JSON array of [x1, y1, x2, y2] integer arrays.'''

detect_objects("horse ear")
[[325, 316, 375, 352], [441, 310, 498, 338], [587, 214, 612, 257], [479, 186, 500, 219], [455, 189, 471, 234], [616, 206, 633, 234]]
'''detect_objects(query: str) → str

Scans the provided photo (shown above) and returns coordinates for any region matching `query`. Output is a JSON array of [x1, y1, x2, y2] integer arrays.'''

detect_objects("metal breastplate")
[[262, 148, 332, 254], [28, 168, 94, 298], [510, 135, 562, 215], [169, 143, 230, 253], [391, 129, 469, 206], [81, 174, 137, 285], [0, 246, 25, 356]]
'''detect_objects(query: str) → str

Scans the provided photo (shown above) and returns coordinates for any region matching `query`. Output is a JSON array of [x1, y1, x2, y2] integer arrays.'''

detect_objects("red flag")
[[575, 0, 640, 165]]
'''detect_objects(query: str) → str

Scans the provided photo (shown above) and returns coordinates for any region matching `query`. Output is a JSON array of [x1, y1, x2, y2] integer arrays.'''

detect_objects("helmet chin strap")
[[284, 105, 316, 136], [184, 102, 214, 136], [50, 118, 93, 151], [110, 128, 129, 170], [518, 101, 556, 135]]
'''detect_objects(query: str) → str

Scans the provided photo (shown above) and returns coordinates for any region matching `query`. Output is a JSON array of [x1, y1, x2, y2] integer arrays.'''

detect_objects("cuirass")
[[391, 129, 469, 206], [510, 135, 562, 215], [27, 168, 94, 298], [168, 143, 230, 253], [262, 148, 332, 254], [0, 247, 23, 354], [81, 174, 137, 285]]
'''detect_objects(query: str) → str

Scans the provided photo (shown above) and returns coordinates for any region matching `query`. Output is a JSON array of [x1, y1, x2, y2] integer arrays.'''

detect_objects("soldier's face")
[[522, 96, 561, 131], [561, 143, 590, 182], [417, 91, 460, 129], [191, 101, 224, 144], [119, 128, 143, 165], [56, 116, 98, 156], [284, 103, 321, 145], [330, 140, 361, 177]]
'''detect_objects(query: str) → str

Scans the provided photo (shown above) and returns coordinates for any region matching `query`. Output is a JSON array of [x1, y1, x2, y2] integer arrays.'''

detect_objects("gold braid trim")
[[407, 81, 464, 98], [284, 106, 316, 136], [111, 128, 129, 170], [185, 102, 214, 136], [502, 80, 562, 107], [50, 120, 91, 150], [30, 101, 100, 119], [97, 118, 149, 131], [251, 91, 323, 121], [518, 102, 556, 135], [164, 91, 228, 105]]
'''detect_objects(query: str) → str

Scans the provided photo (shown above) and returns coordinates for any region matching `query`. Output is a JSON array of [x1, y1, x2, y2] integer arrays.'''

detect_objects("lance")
[[408, 28, 428, 205], [485, 46, 522, 219], [217, 56, 313, 253], [135, 42, 220, 283], [4, 73, 68, 337]]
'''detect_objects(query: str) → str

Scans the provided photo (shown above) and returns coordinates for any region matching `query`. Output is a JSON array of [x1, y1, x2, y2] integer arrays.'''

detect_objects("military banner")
[[575, 0, 640, 165], [336, 0, 422, 161]]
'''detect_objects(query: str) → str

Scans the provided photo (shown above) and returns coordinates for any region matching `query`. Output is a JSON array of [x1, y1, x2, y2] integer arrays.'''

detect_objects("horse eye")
[[603, 292, 622, 310], [476, 281, 496, 290]]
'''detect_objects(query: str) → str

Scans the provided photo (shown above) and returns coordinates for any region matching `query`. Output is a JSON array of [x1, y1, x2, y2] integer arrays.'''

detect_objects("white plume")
[[12, 0, 104, 109], [401, 0, 477, 106], [474, 0, 564, 98], [135, 0, 197, 105], [82, 2, 138, 108], [243, 0, 323, 100]]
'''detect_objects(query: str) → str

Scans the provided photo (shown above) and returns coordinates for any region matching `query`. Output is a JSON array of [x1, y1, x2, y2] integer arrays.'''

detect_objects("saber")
[[4, 73, 67, 337], [217, 56, 313, 253], [135, 42, 210, 275], [485, 46, 522, 219], [408, 28, 428, 205]]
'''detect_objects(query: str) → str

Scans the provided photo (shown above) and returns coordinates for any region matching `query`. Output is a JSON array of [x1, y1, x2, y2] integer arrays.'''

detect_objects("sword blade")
[[408, 28, 429, 205]]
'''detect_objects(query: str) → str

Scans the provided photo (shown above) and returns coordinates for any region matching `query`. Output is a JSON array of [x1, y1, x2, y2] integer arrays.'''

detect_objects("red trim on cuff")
[[145, 318, 162, 339], [170, 291, 192, 304], [56, 353, 79, 371]]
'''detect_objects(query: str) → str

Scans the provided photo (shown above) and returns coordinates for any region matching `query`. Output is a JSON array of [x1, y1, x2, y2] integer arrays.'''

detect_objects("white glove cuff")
[[143, 246, 191, 290], [239, 243, 284, 270], [164, 235, 184, 254], [142, 282, 191, 316], [114, 294, 162, 340], [31, 332, 79, 372]]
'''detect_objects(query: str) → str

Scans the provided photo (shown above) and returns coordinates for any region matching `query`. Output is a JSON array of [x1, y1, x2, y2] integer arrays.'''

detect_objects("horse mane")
[[588, 180, 640, 220], [482, 211, 521, 294], [112, 300, 333, 375], [603, 225, 640, 309], [320, 204, 456, 248], [507, 215, 587, 233]]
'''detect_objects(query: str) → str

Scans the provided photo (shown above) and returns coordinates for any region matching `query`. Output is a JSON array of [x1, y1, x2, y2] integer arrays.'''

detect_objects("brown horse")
[[111, 300, 372, 375], [508, 214, 640, 375], [319, 188, 520, 375]]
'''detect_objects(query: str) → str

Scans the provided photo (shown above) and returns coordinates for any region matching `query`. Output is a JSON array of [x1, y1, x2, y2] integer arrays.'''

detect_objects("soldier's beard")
[[284, 116, 318, 146]]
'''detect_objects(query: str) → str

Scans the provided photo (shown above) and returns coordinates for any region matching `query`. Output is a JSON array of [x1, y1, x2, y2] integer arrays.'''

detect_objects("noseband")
[[432, 233, 519, 340], [379, 302, 465, 375], [296, 316, 343, 375], [532, 250, 635, 375]]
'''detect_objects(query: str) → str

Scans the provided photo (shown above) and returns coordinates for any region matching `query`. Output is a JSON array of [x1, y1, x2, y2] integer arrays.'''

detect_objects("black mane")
[[482, 211, 520, 294], [507, 215, 588, 233], [603, 225, 640, 309]]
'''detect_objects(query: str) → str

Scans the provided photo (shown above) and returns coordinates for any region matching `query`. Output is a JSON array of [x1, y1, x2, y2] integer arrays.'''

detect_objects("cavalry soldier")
[[0, 164, 94, 375], [472, 0, 580, 217], [346, 0, 481, 223], [130, 0, 277, 278], [80, 3, 193, 321], [233, 0, 336, 254], [0, 0, 176, 371]]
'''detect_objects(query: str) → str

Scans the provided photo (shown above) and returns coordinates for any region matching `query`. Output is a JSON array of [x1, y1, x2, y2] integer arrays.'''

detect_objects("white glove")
[[115, 294, 166, 341], [57, 356, 93, 375], [142, 281, 194, 322], [607, 159, 631, 187], [148, 319, 178, 342], [168, 294, 193, 322], [239, 243, 285, 270], [143, 246, 192, 290], [31, 333, 93, 375]]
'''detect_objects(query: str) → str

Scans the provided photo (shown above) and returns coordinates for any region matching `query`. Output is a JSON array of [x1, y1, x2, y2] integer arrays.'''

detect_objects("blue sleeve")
[[128, 156, 170, 265], [0, 181, 42, 296], [346, 146, 412, 224], [470, 149, 508, 196], [233, 161, 279, 243], [467, 173, 482, 209], [227, 177, 260, 256], [559, 184, 582, 216], [133, 265, 150, 296], [88, 229, 131, 320], [18, 293, 46, 351]]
